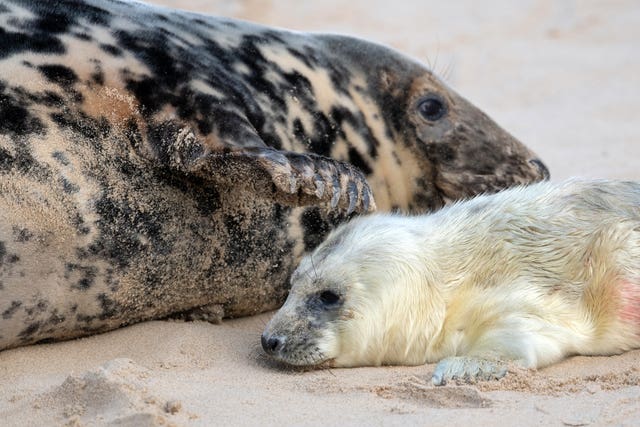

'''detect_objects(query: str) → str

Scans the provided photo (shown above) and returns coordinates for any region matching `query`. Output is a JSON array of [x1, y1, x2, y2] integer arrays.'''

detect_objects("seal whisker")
[[441, 58, 456, 83], [310, 253, 320, 282]]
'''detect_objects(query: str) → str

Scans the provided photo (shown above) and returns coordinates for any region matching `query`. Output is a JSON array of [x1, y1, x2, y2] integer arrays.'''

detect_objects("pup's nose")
[[261, 333, 284, 355], [529, 158, 550, 180]]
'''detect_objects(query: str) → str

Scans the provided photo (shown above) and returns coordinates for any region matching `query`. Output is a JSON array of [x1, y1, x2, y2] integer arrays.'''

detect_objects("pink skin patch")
[[619, 281, 640, 329]]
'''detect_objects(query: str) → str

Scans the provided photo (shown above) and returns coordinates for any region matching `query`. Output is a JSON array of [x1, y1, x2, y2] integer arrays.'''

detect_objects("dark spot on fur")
[[19, 0, 112, 28], [51, 110, 111, 140], [282, 71, 314, 106], [77, 276, 93, 290], [76, 313, 96, 324], [2, 301, 21, 319], [0, 27, 66, 59], [411, 177, 444, 212], [35, 12, 72, 34], [0, 144, 49, 179], [61, 178, 80, 194], [430, 143, 457, 163], [192, 182, 222, 216], [29, 90, 64, 107], [307, 112, 337, 157], [19, 322, 42, 340], [13, 227, 33, 243], [65, 263, 98, 290], [24, 299, 49, 317], [91, 69, 105, 85], [300, 208, 338, 252], [211, 108, 264, 146], [124, 76, 166, 116], [0, 83, 45, 136], [73, 32, 92, 41], [0, 242, 18, 264], [347, 147, 373, 175], [330, 106, 379, 159], [99, 43, 122, 56], [292, 119, 308, 145], [223, 213, 252, 266], [286, 47, 318, 70], [37, 64, 78, 88], [89, 60, 106, 85], [52, 151, 70, 165], [115, 28, 197, 111], [97, 293, 118, 320]]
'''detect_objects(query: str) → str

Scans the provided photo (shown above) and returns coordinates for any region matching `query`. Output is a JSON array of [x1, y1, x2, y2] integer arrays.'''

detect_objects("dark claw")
[[290, 156, 318, 197], [346, 181, 358, 214], [362, 188, 371, 212], [313, 173, 325, 198], [330, 175, 341, 209]]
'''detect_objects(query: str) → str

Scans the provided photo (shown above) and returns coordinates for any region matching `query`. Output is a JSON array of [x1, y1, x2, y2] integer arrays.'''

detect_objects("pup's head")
[[261, 215, 445, 367]]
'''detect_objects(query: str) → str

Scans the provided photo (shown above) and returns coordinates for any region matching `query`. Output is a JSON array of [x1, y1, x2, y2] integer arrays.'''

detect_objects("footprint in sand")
[[33, 358, 186, 426]]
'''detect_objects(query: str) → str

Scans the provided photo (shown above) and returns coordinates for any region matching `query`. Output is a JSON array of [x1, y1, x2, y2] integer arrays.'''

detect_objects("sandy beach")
[[2, 1, 639, 425]]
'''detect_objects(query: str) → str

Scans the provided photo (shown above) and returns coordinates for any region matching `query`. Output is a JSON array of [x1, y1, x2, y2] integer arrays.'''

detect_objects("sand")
[[2, 1, 640, 426]]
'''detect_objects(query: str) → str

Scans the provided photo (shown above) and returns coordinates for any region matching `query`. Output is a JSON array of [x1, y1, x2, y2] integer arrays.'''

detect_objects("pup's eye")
[[319, 290, 340, 305], [417, 96, 447, 121]]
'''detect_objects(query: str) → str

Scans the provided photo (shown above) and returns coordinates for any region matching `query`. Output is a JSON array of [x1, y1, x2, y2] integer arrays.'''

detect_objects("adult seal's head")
[[314, 35, 549, 211]]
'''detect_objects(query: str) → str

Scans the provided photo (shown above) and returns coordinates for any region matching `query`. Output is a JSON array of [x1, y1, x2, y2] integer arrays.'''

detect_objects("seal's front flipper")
[[189, 147, 376, 214], [133, 121, 375, 214], [431, 356, 508, 386]]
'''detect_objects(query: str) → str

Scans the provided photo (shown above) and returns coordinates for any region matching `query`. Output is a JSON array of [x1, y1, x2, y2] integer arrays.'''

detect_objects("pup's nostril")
[[261, 333, 283, 354], [268, 337, 280, 352], [529, 158, 550, 180]]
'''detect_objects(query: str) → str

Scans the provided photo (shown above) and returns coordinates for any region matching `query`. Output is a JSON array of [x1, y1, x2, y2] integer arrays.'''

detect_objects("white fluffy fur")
[[264, 179, 640, 373]]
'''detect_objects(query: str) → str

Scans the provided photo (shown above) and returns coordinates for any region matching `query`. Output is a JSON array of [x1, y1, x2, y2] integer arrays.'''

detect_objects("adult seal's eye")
[[319, 290, 340, 305], [417, 96, 447, 121]]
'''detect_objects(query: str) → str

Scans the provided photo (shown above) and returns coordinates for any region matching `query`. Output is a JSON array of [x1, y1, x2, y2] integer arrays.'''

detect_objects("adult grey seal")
[[0, 0, 547, 350], [262, 180, 640, 384]]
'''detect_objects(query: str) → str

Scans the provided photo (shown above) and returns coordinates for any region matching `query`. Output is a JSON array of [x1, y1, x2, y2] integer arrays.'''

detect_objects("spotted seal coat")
[[262, 179, 640, 384], [0, 0, 547, 350]]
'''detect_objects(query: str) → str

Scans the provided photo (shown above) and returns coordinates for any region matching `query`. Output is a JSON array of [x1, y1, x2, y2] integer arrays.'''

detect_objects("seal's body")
[[0, 0, 546, 350], [262, 180, 640, 384]]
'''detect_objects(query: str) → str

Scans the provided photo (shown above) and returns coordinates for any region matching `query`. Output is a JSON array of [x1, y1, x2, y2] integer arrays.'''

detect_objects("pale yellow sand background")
[[1, 1, 639, 426]]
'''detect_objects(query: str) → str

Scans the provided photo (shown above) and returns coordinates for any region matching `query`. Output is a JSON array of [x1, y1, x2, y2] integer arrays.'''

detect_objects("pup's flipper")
[[431, 356, 508, 386]]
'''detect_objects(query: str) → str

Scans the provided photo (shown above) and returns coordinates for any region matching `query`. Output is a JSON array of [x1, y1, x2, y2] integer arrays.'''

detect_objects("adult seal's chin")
[[529, 158, 550, 181]]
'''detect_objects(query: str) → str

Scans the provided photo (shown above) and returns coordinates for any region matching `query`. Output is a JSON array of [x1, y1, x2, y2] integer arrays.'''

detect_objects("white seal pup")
[[262, 179, 640, 384]]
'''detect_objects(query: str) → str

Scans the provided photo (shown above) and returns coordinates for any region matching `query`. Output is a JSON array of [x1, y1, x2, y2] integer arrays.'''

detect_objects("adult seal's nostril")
[[529, 159, 550, 180], [261, 334, 284, 354]]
